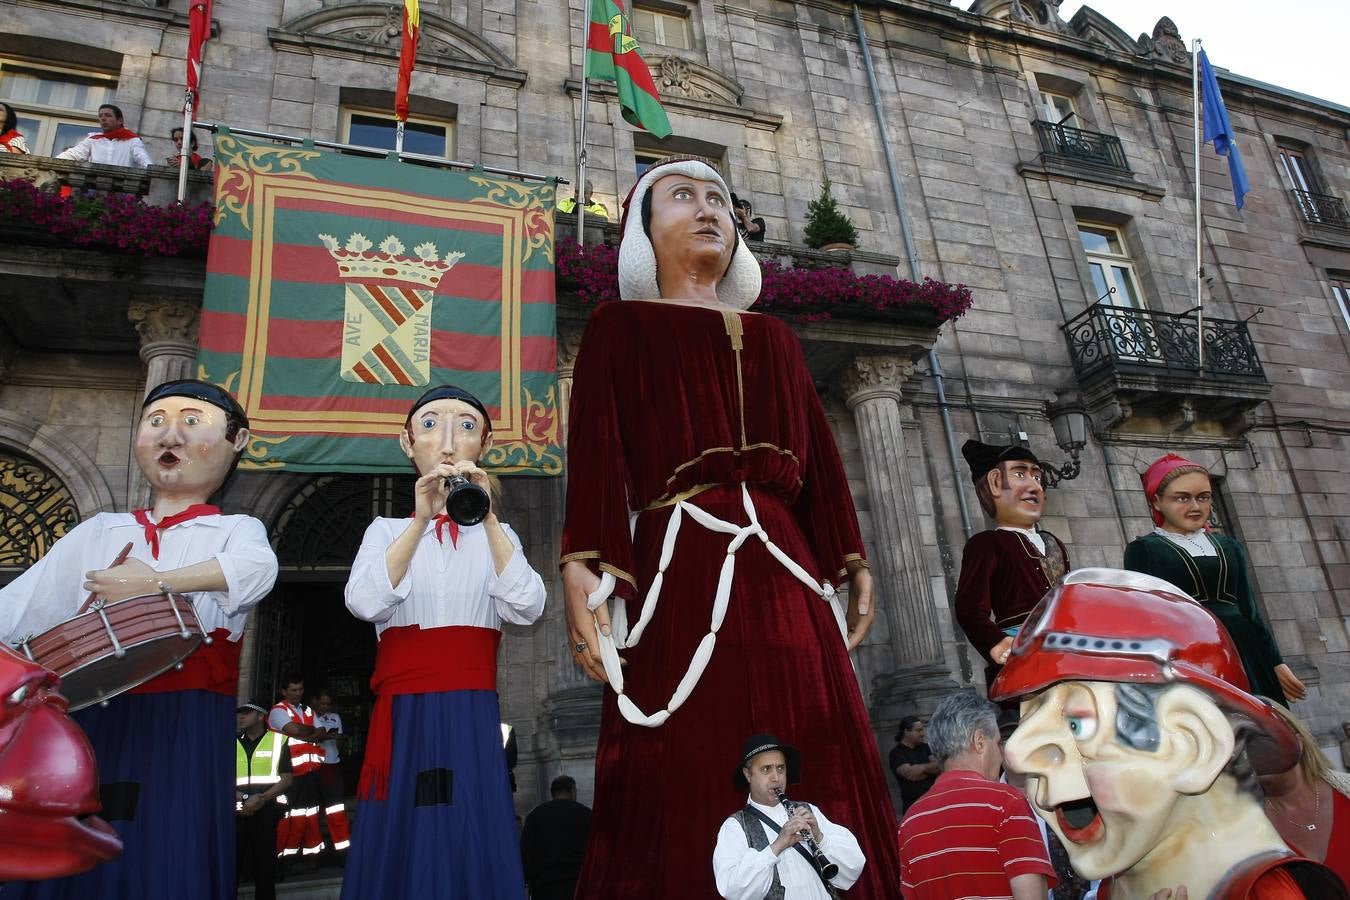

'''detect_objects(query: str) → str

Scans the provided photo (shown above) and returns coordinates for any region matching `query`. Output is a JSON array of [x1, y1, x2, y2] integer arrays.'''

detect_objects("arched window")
[[0, 449, 80, 581], [269, 474, 414, 573]]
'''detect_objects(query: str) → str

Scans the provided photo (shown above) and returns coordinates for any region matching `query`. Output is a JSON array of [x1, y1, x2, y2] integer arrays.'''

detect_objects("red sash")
[[129, 629, 239, 695], [357, 624, 500, 801]]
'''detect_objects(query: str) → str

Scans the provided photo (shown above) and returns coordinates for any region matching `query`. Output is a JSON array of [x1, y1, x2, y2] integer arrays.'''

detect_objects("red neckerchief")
[[433, 514, 459, 547], [131, 504, 220, 559], [0, 129, 21, 148], [91, 127, 139, 141]]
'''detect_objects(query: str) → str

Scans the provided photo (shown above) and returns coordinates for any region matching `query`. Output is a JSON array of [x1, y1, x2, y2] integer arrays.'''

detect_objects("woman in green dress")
[[1123, 453, 1305, 706]]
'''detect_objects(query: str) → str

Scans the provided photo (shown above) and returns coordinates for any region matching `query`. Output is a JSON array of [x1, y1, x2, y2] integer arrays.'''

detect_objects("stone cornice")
[[562, 78, 782, 132], [1016, 160, 1166, 202]]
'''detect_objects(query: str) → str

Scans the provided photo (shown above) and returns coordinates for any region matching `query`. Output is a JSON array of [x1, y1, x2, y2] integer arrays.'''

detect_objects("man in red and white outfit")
[[312, 688, 352, 853], [0, 378, 278, 899], [268, 674, 329, 862], [56, 104, 151, 168]]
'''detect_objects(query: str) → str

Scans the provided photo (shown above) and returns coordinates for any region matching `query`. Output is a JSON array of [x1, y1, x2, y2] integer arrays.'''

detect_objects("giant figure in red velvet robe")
[[561, 159, 900, 898]]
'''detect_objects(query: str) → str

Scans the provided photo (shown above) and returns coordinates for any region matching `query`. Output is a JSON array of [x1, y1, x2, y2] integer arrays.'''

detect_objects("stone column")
[[538, 323, 603, 794], [126, 298, 200, 507], [838, 354, 956, 727]]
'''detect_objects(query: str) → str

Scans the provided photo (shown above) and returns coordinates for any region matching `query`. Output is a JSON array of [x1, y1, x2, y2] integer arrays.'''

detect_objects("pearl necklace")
[[1267, 783, 1321, 832]]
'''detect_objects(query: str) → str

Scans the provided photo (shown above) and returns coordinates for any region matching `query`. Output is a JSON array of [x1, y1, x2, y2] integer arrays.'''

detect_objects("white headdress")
[[616, 158, 761, 309]]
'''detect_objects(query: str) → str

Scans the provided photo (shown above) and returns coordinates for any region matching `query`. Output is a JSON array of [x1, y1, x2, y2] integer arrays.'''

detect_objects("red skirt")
[[575, 484, 901, 898]]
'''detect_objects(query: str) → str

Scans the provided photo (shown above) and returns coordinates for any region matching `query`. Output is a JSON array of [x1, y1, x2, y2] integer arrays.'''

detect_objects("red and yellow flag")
[[395, 0, 420, 122]]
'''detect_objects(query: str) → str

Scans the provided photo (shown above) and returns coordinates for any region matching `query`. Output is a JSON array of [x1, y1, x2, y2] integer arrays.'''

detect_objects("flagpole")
[[1192, 38, 1204, 371], [575, 0, 591, 244], [176, 91, 193, 203]]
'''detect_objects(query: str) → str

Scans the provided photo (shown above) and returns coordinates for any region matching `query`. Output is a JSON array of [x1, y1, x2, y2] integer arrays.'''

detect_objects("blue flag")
[[1199, 49, 1250, 209]]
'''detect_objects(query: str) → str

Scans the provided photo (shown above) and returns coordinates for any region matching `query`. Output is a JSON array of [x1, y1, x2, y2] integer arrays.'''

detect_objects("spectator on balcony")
[[56, 104, 151, 168], [557, 180, 609, 220], [168, 127, 213, 171], [731, 193, 765, 242], [0, 103, 27, 154]]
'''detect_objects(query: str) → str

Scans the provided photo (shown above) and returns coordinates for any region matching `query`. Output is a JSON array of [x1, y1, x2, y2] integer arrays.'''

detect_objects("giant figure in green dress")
[[1122, 453, 1305, 706]]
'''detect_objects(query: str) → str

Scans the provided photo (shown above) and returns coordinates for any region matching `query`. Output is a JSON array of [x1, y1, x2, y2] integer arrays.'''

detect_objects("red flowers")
[[555, 241, 973, 325], [0, 179, 212, 257]]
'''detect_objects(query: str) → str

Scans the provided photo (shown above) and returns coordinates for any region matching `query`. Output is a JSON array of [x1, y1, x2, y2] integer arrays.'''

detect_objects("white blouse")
[[344, 517, 546, 637], [1152, 526, 1217, 557], [0, 512, 278, 644]]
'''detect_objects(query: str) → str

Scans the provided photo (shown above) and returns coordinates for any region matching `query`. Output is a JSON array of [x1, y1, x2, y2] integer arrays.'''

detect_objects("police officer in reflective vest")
[[236, 701, 293, 900]]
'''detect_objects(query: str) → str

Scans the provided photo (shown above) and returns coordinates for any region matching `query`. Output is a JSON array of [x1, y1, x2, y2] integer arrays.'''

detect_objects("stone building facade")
[[2, 0, 1348, 816]]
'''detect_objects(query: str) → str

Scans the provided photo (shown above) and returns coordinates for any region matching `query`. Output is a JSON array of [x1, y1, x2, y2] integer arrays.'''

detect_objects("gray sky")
[[964, 1, 1350, 109]]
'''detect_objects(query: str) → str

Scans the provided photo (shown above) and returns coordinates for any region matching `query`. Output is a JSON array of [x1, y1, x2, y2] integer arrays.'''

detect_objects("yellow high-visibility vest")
[[236, 730, 288, 808]]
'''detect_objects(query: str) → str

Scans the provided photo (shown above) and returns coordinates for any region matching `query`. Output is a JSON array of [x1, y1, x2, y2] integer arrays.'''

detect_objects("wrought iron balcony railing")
[[1033, 121, 1130, 174], [1063, 301, 1265, 381], [1290, 189, 1350, 229]]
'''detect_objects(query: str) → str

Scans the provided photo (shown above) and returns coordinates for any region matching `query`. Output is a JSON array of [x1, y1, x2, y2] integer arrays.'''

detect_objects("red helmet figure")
[[0, 644, 121, 879], [992, 569, 1343, 900]]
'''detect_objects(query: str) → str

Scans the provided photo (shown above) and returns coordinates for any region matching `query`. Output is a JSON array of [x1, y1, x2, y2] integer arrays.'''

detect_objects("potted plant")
[[802, 177, 859, 251]]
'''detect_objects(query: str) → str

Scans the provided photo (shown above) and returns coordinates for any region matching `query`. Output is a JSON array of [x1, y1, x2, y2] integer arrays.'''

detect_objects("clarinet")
[[774, 787, 840, 883]]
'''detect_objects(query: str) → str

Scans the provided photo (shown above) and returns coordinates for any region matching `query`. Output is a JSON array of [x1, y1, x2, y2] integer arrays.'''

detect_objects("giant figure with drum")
[[0, 379, 278, 899]]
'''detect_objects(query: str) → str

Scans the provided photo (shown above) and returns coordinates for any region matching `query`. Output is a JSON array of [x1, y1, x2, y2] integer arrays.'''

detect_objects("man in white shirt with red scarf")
[[56, 104, 152, 168]]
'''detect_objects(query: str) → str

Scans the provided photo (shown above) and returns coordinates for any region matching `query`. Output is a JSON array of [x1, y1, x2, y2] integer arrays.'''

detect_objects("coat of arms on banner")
[[197, 130, 561, 475], [322, 233, 464, 387]]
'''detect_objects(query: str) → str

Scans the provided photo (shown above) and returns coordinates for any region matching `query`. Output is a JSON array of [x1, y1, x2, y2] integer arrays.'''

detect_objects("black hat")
[[961, 439, 1040, 485], [405, 385, 493, 434], [236, 700, 269, 715], [732, 733, 801, 792], [143, 379, 249, 430]]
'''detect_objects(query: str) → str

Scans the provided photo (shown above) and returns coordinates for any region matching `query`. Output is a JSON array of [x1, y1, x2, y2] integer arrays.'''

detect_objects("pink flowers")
[[554, 241, 973, 325], [0, 178, 212, 257]]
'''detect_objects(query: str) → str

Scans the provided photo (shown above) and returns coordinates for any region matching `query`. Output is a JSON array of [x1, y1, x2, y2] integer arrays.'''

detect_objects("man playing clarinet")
[[713, 733, 866, 899]]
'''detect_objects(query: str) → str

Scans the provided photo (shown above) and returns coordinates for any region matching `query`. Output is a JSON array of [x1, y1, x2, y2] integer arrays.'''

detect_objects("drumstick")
[[77, 542, 135, 616]]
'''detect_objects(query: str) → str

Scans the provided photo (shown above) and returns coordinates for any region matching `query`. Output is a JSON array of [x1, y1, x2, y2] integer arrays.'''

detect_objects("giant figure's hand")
[[1275, 663, 1307, 702], [845, 562, 874, 652], [83, 558, 159, 603], [989, 636, 1014, 666], [563, 560, 610, 683]]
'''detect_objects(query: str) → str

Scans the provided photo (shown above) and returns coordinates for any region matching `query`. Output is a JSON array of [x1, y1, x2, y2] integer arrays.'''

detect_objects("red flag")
[[395, 0, 420, 122], [186, 0, 213, 99]]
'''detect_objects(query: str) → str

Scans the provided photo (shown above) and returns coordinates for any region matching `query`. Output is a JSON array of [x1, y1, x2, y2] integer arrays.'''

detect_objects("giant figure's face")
[[400, 398, 490, 475], [134, 395, 247, 500], [1002, 680, 1232, 882], [989, 460, 1045, 527], [647, 173, 734, 285], [1151, 471, 1213, 534]]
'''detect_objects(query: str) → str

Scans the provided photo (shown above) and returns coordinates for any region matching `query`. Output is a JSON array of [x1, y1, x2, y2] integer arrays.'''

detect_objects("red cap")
[[990, 569, 1299, 775]]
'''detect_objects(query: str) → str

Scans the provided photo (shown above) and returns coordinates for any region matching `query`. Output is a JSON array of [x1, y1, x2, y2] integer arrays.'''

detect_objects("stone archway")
[[0, 447, 81, 583]]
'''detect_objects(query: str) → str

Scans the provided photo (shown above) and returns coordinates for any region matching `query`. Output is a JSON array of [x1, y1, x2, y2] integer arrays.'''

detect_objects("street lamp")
[[1042, 398, 1090, 488]]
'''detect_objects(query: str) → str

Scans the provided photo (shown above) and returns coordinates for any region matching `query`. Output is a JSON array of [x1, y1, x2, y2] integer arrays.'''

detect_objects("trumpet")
[[774, 787, 839, 883]]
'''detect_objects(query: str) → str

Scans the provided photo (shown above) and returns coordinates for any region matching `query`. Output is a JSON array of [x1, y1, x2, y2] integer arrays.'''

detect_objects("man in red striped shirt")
[[897, 692, 1054, 900]]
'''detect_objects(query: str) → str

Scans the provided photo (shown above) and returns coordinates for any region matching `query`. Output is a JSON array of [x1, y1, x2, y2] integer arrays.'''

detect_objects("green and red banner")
[[198, 130, 562, 475], [586, 0, 671, 138]]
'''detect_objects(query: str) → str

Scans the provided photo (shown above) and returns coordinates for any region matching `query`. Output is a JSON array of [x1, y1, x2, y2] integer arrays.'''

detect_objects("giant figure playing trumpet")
[[0, 379, 279, 899]]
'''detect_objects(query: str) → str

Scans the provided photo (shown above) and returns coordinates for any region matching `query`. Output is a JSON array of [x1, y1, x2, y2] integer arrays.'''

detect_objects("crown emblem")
[[319, 233, 465, 289]]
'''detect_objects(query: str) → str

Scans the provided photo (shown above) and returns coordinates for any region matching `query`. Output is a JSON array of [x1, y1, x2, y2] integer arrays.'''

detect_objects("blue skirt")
[[2, 690, 235, 900], [340, 690, 525, 899]]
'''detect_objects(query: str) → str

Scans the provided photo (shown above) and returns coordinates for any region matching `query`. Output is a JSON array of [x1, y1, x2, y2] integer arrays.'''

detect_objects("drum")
[[15, 592, 208, 712]]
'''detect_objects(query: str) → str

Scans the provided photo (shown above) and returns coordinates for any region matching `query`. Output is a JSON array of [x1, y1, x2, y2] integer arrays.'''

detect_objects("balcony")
[[1032, 121, 1130, 174], [1290, 189, 1350, 230], [1062, 301, 1271, 436]]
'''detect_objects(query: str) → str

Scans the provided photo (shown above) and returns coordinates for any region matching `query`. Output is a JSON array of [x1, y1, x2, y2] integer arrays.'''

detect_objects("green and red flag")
[[585, 0, 671, 138], [395, 0, 420, 121], [198, 130, 562, 475]]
